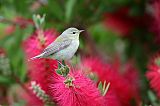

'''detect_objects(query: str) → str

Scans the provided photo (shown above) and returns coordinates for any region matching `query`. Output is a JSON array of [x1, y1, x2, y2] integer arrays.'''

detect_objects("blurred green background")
[[0, 0, 160, 105]]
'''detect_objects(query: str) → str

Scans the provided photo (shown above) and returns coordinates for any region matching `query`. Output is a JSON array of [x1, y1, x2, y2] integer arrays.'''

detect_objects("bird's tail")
[[28, 53, 44, 61]]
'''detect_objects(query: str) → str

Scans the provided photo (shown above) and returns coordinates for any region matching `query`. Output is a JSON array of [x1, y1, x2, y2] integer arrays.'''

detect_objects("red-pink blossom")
[[14, 83, 43, 106], [105, 89, 121, 106], [103, 7, 134, 36], [81, 57, 112, 82], [146, 53, 160, 97], [23, 29, 58, 91], [81, 57, 140, 106], [47, 70, 104, 106], [21, 88, 43, 106], [103, 7, 148, 37], [112, 57, 140, 100]]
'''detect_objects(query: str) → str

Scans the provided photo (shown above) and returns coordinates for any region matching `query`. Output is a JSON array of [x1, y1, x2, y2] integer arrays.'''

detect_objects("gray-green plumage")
[[30, 27, 84, 61]]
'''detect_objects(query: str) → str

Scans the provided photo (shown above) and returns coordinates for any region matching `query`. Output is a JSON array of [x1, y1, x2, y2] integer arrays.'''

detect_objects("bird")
[[29, 27, 84, 62]]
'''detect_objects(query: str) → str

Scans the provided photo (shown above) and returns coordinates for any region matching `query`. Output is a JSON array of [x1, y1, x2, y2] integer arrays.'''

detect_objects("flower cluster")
[[47, 70, 104, 106], [21, 13, 141, 105], [146, 53, 160, 97], [104, 7, 134, 36], [81, 57, 140, 106], [23, 29, 58, 91], [22, 25, 142, 106]]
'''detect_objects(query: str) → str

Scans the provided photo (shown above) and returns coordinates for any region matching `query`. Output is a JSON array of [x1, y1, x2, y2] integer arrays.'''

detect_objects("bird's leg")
[[57, 60, 65, 67]]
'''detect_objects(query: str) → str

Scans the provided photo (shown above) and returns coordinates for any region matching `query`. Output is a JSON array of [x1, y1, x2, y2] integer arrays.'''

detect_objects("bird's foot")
[[56, 60, 70, 77], [57, 60, 65, 68]]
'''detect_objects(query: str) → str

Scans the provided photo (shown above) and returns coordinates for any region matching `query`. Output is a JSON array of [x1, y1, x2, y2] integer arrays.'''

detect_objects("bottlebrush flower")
[[81, 57, 112, 82], [81, 57, 140, 106], [47, 70, 105, 106], [14, 83, 43, 106], [103, 7, 134, 36], [103, 7, 147, 37], [30, 81, 55, 105], [18, 81, 55, 106], [21, 88, 43, 106], [23, 29, 58, 91], [146, 53, 160, 97], [112, 57, 140, 97], [105, 89, 121, 106], [122, 62, 140, 93]]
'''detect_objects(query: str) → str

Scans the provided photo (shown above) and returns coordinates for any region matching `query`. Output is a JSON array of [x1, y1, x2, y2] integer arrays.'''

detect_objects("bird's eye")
[[72, 32, 76, 34]]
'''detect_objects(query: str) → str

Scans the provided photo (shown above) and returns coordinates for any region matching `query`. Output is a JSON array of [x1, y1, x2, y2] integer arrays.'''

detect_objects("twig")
[[0, 17, 33, 26]]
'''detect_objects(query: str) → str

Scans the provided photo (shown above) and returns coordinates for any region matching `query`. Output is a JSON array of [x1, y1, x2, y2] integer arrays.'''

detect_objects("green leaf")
[[58, 62, 62, 69], [0, 26, 28, 82], [89, 23, 121, 56], [148, 90, 157, 103], [56, 69, 62, 75], [47, 0, 64, 21], [0, 75, 12, 85], [17, 49, 27, 82], [33, 14, 46, 29], [63, 66, 69, 77], [98, 81, 103, 94], [98, 81, 110, 96], [155, 57, 160, 66], [12, 0, 29, 14], [62, 60, 66, 66], [65, 0, 77, 22]]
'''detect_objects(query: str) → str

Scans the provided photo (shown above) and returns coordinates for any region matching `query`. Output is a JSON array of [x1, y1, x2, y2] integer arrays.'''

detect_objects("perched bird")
[[29, 27, 84, 61]]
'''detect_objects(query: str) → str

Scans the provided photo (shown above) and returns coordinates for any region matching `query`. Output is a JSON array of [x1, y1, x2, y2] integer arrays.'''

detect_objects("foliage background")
[[0, 0, 159, 105]]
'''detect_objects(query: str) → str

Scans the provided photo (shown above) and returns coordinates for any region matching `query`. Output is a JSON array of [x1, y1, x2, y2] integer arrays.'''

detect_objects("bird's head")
[[61, 27, 84, 39]]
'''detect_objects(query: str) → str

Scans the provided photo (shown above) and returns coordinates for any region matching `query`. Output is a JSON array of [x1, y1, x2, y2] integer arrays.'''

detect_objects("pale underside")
[[41, 36, 79, 60], [48, 40, 79, 60]]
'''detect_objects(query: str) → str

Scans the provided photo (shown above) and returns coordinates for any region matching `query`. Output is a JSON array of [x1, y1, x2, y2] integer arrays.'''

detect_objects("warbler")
[[30, 27, 84, 61]]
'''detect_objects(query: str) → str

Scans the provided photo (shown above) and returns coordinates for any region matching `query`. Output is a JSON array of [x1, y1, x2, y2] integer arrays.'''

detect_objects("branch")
[[0, 17, 33, 26]]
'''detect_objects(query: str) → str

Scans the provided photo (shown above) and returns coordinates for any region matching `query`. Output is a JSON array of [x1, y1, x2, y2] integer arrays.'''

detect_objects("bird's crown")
[[61, 27, 84, 37]]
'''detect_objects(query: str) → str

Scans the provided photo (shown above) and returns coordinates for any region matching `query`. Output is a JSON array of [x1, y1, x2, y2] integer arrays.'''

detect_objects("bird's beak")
[[79, 30, 84, 33]]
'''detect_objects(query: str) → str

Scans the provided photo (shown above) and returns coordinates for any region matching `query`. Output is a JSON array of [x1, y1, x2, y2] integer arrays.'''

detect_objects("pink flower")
[[103, 7, 148, 37], [122, 62, 140, 94], [146, 53, 160, 97], [20, 87, 43, 106], [23, 29, 58, 91], [105, 89, 121, 106], [81, 57, 140, 106], [11, 83, 43, 106], [103, 7, 134, 36], [81, 57, 112, 82], [47, 70, 104, 106], [112, 57, 140, 102]]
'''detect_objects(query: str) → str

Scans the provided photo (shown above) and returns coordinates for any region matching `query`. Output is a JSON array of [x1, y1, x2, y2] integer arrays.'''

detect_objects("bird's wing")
[[42, 38, 72, 56]]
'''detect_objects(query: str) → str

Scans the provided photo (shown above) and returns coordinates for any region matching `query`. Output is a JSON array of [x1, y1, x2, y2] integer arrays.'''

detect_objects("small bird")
[[29, 27, 84, 62]]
